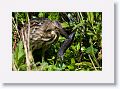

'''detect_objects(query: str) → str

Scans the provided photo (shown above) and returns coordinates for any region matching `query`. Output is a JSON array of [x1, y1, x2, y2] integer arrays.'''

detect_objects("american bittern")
[[21, 18, 75, 70]]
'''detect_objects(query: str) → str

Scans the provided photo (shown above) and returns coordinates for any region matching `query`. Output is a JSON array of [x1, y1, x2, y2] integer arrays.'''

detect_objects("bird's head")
[[29, 18, 63, 50]]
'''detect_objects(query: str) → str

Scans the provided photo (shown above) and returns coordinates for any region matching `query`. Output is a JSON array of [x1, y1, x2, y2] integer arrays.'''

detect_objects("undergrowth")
[[12, 12, 102, 71]]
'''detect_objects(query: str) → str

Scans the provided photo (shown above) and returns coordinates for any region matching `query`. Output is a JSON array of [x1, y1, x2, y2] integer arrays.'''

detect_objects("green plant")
[[12, 12, 102, 71]]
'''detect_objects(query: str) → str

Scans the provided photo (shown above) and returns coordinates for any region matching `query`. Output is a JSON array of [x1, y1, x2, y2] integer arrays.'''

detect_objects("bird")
[[20, 18, 75, 69]]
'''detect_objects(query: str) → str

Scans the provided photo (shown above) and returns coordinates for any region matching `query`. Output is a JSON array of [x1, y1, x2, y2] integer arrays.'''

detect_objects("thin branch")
[[12, 17, 20, 38], [21, 28, 31, 71], [27, 13, 30, 52], [88, 54, 97, 71], [12, 59, 18, 71]]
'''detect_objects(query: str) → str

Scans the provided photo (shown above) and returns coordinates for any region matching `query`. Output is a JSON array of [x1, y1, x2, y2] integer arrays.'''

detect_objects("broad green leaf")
[[48, 12, 59, 21], [71, 45, 76, 51], [18, 41, 25, 60], [48, 65, 56, 71], [61, 22, 69, 28], [71, 58, 75, 64], [38, 12, 45, 17], [19, 64, 27, 71], [86, 46, 98, 54], [76, 43, 80, 51], [58, 36, 65, 42], [68, 65, 74, 70], [75, 63, 81, 66]]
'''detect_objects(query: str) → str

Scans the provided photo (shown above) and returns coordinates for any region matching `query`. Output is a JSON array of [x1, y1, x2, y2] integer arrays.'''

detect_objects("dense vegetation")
[[12, 12, 102, 71]]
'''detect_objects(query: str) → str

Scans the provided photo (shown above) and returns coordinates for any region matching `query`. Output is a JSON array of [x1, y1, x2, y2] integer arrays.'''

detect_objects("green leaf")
[[19, 64, 27, 71], [71, 58, 75, 64], [68, 65, 74, 70], [18, 41, 24, 60], [61, 22, 69, 28], [86, 46, 98, 54], [75, 63, 81, 66], [75, 31, 80, 38], [86, 47, 92, 54], [14, 45, 19, 61], [87, 12, 94, 25], [48, 12, 59, 21], [48, 65, 56, 71], [87, 32, 94, 36], [73, 23, 83, 30], [81, 46, 86, 52], [71, 45, 76, 51], [38, 12, 45, 17], [59, 36, 65, 42], [76, 43, 80, 51], [40, 62, 48, 71], [75, 62, 92, 68]]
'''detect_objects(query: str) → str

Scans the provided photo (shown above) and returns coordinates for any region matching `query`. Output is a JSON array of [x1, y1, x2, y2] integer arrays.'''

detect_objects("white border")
[[0, 0, 114, 83]]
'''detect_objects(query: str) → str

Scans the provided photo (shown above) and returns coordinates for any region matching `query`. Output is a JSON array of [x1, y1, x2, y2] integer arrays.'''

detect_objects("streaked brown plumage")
[[21, 18, 69, 63]]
